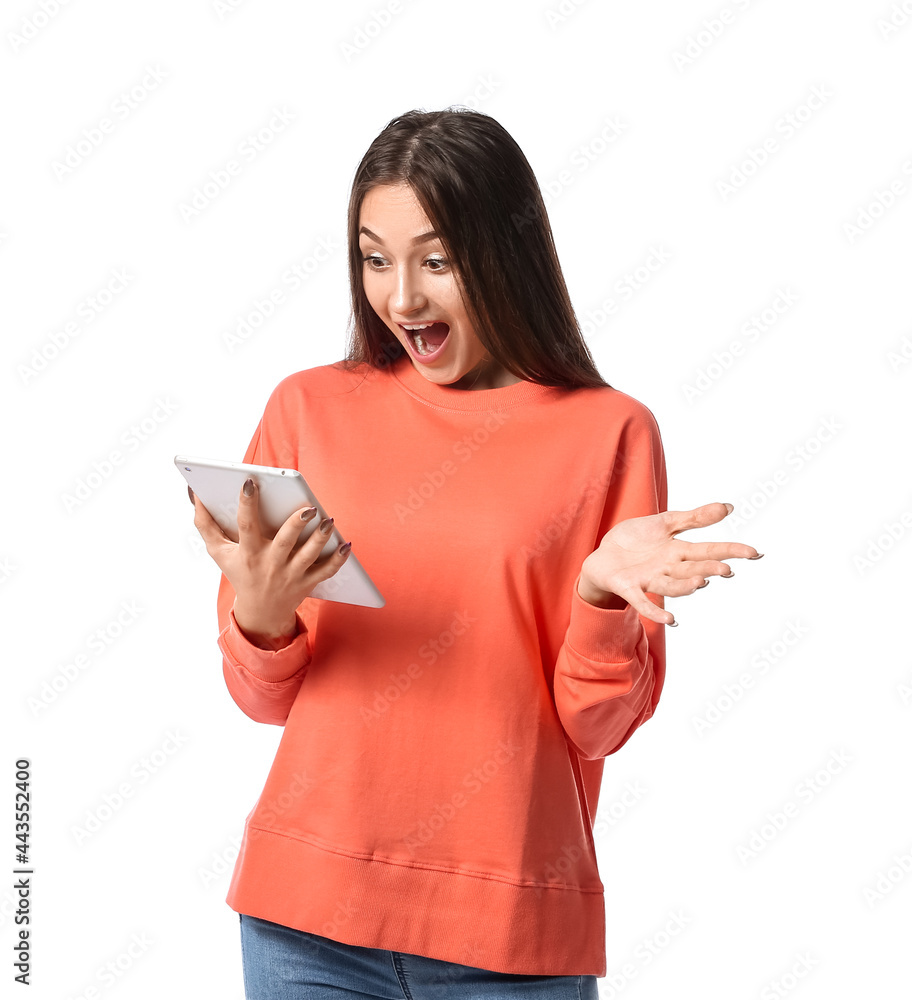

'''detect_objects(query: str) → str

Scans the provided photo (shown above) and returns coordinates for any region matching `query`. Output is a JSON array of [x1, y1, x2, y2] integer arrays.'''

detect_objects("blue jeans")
[[239, 914, 599, 999]]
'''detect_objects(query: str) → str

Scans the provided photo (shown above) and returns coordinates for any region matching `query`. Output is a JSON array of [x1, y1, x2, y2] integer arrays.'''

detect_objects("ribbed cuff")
[[218, 606, 311, 683], [568, 573, 644, 663]]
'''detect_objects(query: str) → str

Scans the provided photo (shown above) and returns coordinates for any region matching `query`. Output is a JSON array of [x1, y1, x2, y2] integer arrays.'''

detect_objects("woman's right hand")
[[190, 477, 352, 647]]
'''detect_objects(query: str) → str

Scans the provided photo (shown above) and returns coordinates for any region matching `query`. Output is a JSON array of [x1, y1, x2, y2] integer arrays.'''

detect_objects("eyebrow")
[[358, 226, 439, 246]]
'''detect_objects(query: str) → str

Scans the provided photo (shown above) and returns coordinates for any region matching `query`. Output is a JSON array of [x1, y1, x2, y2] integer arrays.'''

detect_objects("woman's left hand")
[[578, 502, 762, 626]]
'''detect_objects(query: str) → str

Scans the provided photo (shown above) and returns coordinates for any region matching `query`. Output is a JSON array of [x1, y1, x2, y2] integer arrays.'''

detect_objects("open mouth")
[[401, 322, 450, 359]]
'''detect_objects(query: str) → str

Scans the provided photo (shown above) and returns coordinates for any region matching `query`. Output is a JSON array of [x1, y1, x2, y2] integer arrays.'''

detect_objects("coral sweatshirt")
[[215, 351, 668, 977]]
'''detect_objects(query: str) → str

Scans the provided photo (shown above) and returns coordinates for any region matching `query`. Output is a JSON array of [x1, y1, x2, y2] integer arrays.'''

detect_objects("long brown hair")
[[338, 108, 610, 390]]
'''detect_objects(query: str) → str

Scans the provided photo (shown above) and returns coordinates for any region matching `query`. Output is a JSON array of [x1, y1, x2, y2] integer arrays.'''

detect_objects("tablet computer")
[[174, 455, 385, 609]]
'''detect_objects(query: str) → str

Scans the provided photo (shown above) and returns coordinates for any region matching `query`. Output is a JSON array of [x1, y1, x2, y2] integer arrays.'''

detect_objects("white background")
[[3, 0, 911, 996]]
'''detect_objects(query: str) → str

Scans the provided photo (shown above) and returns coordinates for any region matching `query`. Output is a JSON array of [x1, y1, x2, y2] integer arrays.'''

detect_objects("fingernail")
[[243, 478, 254, 497], [668, 618, 678, 627], [723, 571, 734, 578], [723, 502, 734, 514], [339, 541, 352, 556], [188, 485, 195, 506], [698, 579, 710, 588], [300, 507, 317, 521], [319, 517, 334, 533], [748, 553, 765, 560]]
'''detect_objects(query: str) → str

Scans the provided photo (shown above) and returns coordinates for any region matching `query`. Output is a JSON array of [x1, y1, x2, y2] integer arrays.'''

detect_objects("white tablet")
[[174, 455, 385, 609]]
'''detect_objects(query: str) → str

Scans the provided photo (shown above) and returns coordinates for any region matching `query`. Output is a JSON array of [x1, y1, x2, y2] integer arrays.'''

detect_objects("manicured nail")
[[300, 507, 317, 521], [668, 618, 678, 627], [188, 485, 195, 506], [723, 502, 734, 514], [723, 571, 735, 578], [749, 553, 765, 560], [319, 517, 334, 533], [243, 478, 254, 497], [698, 579, 710, 588], [339, 541, 352, 556]]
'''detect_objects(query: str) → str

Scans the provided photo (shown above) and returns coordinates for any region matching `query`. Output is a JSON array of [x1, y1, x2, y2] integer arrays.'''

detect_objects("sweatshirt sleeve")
[[552, 404, 668, 761], [215, 406, 314, 727]]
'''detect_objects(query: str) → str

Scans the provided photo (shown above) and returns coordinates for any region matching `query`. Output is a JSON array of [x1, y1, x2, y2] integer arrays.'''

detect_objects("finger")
[[188, 485, 196, 507], [272, 505, 319, 559], [639, 572, 709, 599], [289, 516, 339, 570], [664, 502, 735, 537], [192, 495, 233, 555], [663, 558, 735, 580], [612, 585, 676, 627], [671, 541, 760, 561], [235, 478, 267, 548], [304, 537, 353, 583]]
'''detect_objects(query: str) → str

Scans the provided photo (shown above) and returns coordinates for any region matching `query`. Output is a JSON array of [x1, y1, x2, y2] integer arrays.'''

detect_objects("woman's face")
[[358, 182, 520, 390]]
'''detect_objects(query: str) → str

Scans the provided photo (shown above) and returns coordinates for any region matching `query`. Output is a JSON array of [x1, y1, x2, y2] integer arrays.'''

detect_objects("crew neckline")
[[389, 353, 560, 411]]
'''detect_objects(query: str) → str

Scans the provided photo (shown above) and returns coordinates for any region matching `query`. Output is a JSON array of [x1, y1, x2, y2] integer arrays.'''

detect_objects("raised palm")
[[579, 502, 762, 626]]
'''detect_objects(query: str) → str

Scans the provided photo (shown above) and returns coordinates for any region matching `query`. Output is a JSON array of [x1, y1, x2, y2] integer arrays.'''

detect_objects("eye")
[[425, 254, 448, 272], [362, 253, 387, 270]]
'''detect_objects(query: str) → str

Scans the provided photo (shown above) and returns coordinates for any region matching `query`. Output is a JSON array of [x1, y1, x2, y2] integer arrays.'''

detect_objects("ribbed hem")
[[568, 573, 644, 662], [218, 607, 310, 682], [226, 825, 607, 977], [389, 353, 561, 412]]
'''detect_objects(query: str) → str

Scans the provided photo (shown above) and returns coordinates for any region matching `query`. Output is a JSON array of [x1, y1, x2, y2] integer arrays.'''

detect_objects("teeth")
[[401, 321, 441, 356]]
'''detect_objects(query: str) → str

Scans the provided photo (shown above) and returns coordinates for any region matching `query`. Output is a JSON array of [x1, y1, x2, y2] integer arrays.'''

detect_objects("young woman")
[[191, 108, 761, 999]]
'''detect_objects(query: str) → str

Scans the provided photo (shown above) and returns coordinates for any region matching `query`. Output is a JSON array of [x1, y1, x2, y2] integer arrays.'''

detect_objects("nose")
[[390, 262, 427, 316]]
